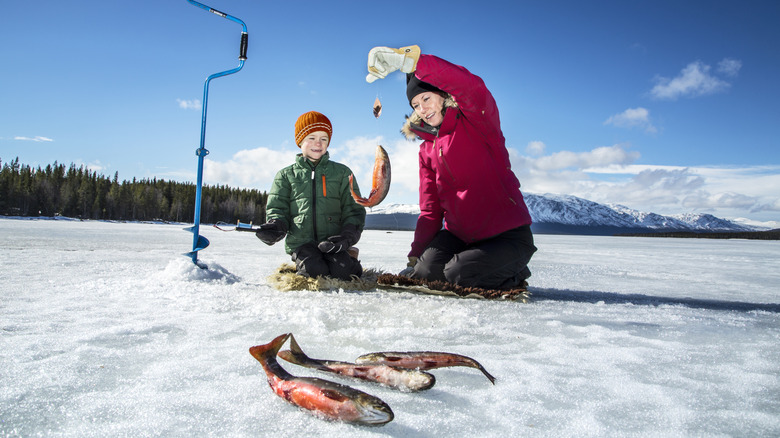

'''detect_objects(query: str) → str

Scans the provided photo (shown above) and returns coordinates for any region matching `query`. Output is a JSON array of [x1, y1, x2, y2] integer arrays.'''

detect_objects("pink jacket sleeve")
[[413, 55, 505, 151]]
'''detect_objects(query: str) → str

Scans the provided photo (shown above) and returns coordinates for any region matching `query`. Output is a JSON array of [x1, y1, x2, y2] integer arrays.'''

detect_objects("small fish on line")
[[278, 334, 435, 392], [373, 97, 382, 118], [249, 334, 394, 426], [350, 145, 391, 208], [355, 351, 496, 384]]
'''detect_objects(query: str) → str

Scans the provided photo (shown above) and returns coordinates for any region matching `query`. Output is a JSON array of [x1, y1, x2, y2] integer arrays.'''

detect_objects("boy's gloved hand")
[[317, 235, 351, 254], [317, 224, 361, 254], [399, 256, 418, 277], [255, 220, 287, 246], [366, 45, 421, 83]]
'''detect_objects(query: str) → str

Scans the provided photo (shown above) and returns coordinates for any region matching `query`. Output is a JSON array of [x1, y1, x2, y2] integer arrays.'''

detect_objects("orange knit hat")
[[294, 111, 332, 146]]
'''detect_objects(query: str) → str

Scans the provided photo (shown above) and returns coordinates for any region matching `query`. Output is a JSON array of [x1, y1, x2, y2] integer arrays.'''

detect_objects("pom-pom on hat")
[[406, 73, 443, 105], [294, 111, 332, 146]]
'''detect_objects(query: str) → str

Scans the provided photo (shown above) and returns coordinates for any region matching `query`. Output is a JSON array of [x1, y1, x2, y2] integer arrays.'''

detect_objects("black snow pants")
[[411, 225, 536, 289], [291, 242, 363, 281]]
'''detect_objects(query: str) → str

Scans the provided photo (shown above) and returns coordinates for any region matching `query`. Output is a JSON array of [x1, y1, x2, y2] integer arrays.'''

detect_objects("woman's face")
[[410, 91, 445, 127], [299, 130, 329, 162]]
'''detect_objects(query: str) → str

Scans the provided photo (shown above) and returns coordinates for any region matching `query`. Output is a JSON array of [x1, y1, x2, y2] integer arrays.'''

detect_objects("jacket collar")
[[295, 151, 330, 169], [408, 108, 459, 141]]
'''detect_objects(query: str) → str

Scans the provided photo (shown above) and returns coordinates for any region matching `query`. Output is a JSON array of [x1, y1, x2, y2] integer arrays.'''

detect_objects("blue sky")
[[2, 0, 779, 226]]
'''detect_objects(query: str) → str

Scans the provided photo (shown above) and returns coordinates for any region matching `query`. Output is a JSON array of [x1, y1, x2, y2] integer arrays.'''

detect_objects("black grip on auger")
[[239, 32, 248, 60]]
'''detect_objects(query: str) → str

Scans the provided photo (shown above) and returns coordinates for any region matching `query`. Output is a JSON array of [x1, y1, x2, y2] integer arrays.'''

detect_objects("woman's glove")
[[366, 45, 421, 83], [399, 256, 418, 277], [255, 219, 287, 246], [317, 224, 361, 254]]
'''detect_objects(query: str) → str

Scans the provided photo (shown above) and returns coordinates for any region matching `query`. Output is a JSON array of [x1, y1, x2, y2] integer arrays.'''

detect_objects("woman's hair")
[[401, 93, 457, 140]]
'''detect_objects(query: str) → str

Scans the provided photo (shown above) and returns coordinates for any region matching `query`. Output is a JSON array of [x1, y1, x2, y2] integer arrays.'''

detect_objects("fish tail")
[[249, 333, 291, 362], [478, 365, 496, 384], [277, 334, 313, 366], [462, 356, 496, 384], [349, 173, 370, 206]]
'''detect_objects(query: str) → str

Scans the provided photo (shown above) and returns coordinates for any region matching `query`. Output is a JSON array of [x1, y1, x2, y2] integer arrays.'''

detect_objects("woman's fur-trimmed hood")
[[401, 95, 458, 140]]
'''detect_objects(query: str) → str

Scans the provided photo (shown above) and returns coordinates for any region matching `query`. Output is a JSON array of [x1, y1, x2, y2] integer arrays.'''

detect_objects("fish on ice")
[[355, 351, 496, 384], [277, 334, 435, 392], [249, 333, 394, 426]]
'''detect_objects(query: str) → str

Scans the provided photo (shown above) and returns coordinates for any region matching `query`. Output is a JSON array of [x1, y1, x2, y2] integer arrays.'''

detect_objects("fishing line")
[[183, 0, 248, 266]]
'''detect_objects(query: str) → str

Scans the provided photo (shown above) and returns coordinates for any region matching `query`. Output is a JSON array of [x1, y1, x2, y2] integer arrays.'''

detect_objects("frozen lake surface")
[[2, 218, 779, 437]]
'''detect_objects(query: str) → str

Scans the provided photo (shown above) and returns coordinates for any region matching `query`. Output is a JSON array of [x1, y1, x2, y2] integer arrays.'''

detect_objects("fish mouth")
[[354, 401, 394, 426]]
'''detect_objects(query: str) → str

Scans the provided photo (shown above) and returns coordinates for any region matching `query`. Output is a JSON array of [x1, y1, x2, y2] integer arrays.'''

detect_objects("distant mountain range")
[[365, 193, 758, 235]]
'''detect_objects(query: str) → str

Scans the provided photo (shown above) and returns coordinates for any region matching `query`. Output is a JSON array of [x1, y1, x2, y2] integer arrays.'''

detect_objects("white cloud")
[[604, 107, 657, 133], [14, 136, 53, 142], [533, 145, 640, 171], [525, 141, 546, 156], [650, 60, 736, 100], [86, 160, 105, 173], [513, 142, 780, 221], [203, 146, 290, 188], [177, 99, 202, 110], [717, 58, 742, 77]]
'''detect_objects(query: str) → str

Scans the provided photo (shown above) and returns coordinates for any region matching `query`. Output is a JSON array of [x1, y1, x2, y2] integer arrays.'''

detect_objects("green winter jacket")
[[265, 152, 366, 254]]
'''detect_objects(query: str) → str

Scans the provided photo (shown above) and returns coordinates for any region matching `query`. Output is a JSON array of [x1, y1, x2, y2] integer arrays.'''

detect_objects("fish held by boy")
[[350, 145, 390, 208], [249, 333, 394, 426], [277, 334, 435, 392], [355, 351, 496, 384]]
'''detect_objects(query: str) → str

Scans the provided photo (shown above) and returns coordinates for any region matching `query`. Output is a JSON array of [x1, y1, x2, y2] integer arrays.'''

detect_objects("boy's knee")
[[326, 252, 362, 280], [292, 244, 328, 278]]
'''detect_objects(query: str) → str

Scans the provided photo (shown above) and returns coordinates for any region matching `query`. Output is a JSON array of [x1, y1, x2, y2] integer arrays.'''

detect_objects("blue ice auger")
[[183, 0, 248, 266]]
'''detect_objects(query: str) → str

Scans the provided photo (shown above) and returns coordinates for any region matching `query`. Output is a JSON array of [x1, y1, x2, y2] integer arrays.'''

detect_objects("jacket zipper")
[[311, 169, 317, 241], [436, 139, 457, 184]]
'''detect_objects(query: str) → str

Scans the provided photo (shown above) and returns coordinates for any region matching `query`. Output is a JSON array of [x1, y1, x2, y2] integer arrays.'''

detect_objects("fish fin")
[[320, 388, 351, 402]]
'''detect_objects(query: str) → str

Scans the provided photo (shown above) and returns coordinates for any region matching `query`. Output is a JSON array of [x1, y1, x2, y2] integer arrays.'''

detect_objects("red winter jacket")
[[402, 55, 532, 257]]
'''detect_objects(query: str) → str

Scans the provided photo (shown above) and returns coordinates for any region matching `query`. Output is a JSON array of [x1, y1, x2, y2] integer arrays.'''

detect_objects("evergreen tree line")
[[0, 157, 268, 224]]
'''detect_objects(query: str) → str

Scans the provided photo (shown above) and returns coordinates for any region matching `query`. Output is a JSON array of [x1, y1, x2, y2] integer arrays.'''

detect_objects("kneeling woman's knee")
[[442, 261, 470, 286]]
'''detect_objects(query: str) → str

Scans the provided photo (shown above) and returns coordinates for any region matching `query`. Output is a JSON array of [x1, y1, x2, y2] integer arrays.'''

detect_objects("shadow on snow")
[[530, 288, 780, 314]]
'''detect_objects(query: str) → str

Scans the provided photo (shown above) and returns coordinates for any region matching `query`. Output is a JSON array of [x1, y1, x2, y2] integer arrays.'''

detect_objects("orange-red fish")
[[350, 145, 390, 208], [355, 351, 496, 384], [249, 334, 394, 426], [277, 334, 435, 392]]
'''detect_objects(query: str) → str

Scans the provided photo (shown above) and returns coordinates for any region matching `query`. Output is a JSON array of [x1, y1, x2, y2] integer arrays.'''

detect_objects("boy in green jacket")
[[256, 111, 366, 280]]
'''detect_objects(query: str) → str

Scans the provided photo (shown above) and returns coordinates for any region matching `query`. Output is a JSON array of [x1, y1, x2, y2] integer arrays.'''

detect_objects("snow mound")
[[158, 258, 241, 284]]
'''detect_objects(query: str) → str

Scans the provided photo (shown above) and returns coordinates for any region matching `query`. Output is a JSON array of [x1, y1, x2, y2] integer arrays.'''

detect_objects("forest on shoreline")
[[0, 157, 267, 225]]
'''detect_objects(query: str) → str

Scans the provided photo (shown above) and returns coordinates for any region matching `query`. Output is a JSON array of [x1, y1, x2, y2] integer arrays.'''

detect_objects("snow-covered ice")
[[1, 218, 779, 437]]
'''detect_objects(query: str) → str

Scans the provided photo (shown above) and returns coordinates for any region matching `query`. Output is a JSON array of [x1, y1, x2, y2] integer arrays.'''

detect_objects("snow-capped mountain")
[[525, 193, 755, 232], [365, 195, 757, 235]]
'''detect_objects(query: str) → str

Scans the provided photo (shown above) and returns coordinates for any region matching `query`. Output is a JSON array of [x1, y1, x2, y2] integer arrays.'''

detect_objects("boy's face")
[[299, 130, 330, 162]]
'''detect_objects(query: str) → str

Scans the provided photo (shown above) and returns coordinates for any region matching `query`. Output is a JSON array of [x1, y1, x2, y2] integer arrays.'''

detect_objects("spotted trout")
[[355, 351, 496, 384], [249, 334, 394, 426], [350, 145, 390, 208], [277, 334, 435, 392]]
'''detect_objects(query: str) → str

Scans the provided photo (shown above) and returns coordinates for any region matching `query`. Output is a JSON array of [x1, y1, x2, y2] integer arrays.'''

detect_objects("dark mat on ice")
[[376, 273, 530, 302], [268, 264, 530, 302]]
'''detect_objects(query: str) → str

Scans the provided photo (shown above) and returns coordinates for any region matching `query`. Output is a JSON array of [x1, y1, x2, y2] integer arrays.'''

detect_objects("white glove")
[[398, 256, 418, 277], [366, 45, 421, 83]]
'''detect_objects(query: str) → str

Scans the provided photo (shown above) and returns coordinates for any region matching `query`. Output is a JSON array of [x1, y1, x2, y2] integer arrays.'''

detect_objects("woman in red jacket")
[[366, 46, 537, 290]]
